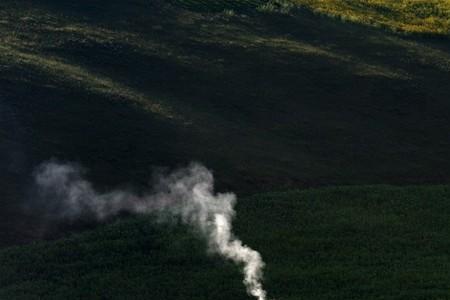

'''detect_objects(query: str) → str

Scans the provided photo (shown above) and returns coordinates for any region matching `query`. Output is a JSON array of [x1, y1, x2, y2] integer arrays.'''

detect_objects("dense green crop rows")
[[2, 185, 450, 299]]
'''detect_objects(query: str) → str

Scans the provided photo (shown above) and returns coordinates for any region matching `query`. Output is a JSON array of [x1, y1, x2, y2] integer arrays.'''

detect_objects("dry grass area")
[[291, 0, 450, 35], [172, 0, 450, 35]]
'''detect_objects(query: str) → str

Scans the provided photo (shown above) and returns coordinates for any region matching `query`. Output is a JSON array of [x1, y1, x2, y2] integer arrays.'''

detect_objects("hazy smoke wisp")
[[33, 161, 267, 300]]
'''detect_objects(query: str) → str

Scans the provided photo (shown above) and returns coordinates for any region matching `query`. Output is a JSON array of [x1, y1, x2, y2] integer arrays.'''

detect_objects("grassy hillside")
[[1, 2, 450, 299], [169, 0, 450, 35], [292, 0, 450, 35], [2, 185, 450, 299], [1, 0, 450, 246]]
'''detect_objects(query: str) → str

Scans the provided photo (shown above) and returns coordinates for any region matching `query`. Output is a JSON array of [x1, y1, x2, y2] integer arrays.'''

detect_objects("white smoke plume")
[[33, 161, 268, 300]]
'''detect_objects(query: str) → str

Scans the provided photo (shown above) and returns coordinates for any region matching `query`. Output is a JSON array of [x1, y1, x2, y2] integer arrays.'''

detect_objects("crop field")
[[2, 185, 450, 299]]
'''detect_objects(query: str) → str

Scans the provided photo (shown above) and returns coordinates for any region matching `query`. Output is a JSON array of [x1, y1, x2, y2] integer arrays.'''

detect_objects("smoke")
[[33, 161, 268, 300]]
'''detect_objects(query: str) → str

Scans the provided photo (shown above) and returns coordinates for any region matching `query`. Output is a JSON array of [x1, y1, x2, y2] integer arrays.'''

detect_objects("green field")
[[2, 185, 450, 299]]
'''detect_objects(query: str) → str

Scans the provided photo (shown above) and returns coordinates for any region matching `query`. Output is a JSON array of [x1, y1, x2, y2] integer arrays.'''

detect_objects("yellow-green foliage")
[[171, 0, 450, 34], [293, 0, 450, 35]]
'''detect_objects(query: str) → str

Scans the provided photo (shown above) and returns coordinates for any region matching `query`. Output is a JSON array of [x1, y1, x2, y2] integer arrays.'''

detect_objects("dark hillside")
[[0, 0, 450, 245]]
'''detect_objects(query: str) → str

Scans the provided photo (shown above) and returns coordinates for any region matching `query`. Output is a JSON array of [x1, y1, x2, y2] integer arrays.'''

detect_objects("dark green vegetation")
[[2, 185, 450, 299], [1, 0, 450, 246]]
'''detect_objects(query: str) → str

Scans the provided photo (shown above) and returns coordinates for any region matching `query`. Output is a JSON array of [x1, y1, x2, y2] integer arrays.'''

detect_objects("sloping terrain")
[[292, 0, 450, 35], [1, 185, 450, 300], [168, 0, 450, 34], [1, 0, 450, 246], [1, 1, 450, 299]]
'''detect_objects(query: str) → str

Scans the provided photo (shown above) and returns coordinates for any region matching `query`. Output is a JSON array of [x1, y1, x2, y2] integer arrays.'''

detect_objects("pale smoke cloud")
[[33, 161, 268, 300]]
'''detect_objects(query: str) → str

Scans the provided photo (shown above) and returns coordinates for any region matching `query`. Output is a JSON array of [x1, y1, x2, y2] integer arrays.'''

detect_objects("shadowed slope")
[[0, 0, 449, 246]]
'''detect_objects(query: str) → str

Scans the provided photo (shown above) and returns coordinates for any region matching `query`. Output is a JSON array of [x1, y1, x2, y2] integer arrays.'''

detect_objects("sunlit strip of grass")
[[0, 45, 177, 120], [291, 0, 450, 35], [189, 30, 410, 79]]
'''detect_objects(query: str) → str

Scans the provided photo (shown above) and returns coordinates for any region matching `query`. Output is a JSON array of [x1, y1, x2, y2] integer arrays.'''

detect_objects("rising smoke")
[[33, 161, 268, 300]]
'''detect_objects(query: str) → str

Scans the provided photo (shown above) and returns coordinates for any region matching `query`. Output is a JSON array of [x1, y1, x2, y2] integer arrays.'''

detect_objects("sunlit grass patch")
[[292, 0, 450, 35], [169, 0, 450, 35], [0, 45, 176, 119]]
